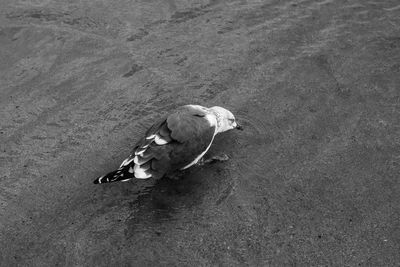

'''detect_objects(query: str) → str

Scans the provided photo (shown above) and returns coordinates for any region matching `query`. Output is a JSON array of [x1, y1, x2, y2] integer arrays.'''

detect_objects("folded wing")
[[94, 106, 216, 183]]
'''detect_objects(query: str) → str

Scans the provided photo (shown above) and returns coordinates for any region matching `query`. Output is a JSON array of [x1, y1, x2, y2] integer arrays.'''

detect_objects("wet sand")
[[1, 0, 400, 265]]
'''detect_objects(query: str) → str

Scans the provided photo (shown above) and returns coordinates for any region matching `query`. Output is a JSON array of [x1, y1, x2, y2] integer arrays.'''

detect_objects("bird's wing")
[[127, 106, 215, 177], [93, 106, 215, 184]]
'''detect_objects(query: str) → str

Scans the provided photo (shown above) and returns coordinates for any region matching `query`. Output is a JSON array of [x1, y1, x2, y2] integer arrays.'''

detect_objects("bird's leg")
[[165, 170, 187, 180], [196, 157, 207, 166], [198, 153, 230, 166], [210, 153, 230, 162]]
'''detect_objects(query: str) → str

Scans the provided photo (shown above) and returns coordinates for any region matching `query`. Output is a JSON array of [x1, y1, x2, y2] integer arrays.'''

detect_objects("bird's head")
[[210, 106, 243, 133]]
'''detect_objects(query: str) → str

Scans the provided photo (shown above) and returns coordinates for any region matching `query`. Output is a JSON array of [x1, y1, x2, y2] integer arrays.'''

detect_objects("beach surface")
[[0, 0, 399, 265]]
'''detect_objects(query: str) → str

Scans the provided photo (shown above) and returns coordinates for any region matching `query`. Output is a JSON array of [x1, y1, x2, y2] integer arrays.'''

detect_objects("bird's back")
[[93, 105, 216, 184]]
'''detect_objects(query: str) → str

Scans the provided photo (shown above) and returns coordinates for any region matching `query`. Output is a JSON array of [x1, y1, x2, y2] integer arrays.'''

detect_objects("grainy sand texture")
[[0, 0, 399, 265]]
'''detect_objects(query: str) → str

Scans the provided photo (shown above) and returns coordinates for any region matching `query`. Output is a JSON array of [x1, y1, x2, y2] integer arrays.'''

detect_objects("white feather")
[[155, 135, 169, 145], [120, 157, 134, 167], [134, 169, 151, 179], [146, 134, 156, 140], [134, 163, 140, 172], [135, 148, 146, 156]]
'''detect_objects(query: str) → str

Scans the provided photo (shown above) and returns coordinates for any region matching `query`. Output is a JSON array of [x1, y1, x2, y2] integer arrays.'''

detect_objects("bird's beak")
[[236, 123, 243, 130]]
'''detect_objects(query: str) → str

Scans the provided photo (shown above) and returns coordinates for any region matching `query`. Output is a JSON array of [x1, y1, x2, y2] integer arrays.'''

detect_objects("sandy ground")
[[0, 0, 399, 265]]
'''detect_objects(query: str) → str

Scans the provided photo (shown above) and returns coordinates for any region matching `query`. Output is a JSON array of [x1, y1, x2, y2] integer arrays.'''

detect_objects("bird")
[[93, 104, 242, 184]]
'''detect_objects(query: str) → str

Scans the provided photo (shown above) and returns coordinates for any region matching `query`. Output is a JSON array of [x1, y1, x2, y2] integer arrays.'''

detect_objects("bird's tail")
[[93, 165, 134, 184]]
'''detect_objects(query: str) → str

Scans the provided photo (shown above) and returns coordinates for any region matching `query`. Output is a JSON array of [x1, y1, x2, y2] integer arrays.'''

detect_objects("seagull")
[[93, 104, 242, 184]]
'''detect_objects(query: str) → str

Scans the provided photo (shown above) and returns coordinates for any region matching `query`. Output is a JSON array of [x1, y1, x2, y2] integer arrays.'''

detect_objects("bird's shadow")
[[92, 131, 239, 238], [125, 156, 239, 238], [123, 167, 209, 234]]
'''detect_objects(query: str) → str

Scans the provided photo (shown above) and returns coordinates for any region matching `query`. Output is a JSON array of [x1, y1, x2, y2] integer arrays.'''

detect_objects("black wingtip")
[[93, 176, 103, 184], [93, 168, 135, 185]]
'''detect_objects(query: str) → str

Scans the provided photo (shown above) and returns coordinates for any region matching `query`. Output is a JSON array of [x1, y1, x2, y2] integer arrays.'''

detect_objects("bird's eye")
[[229, 119, 235, 123]]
